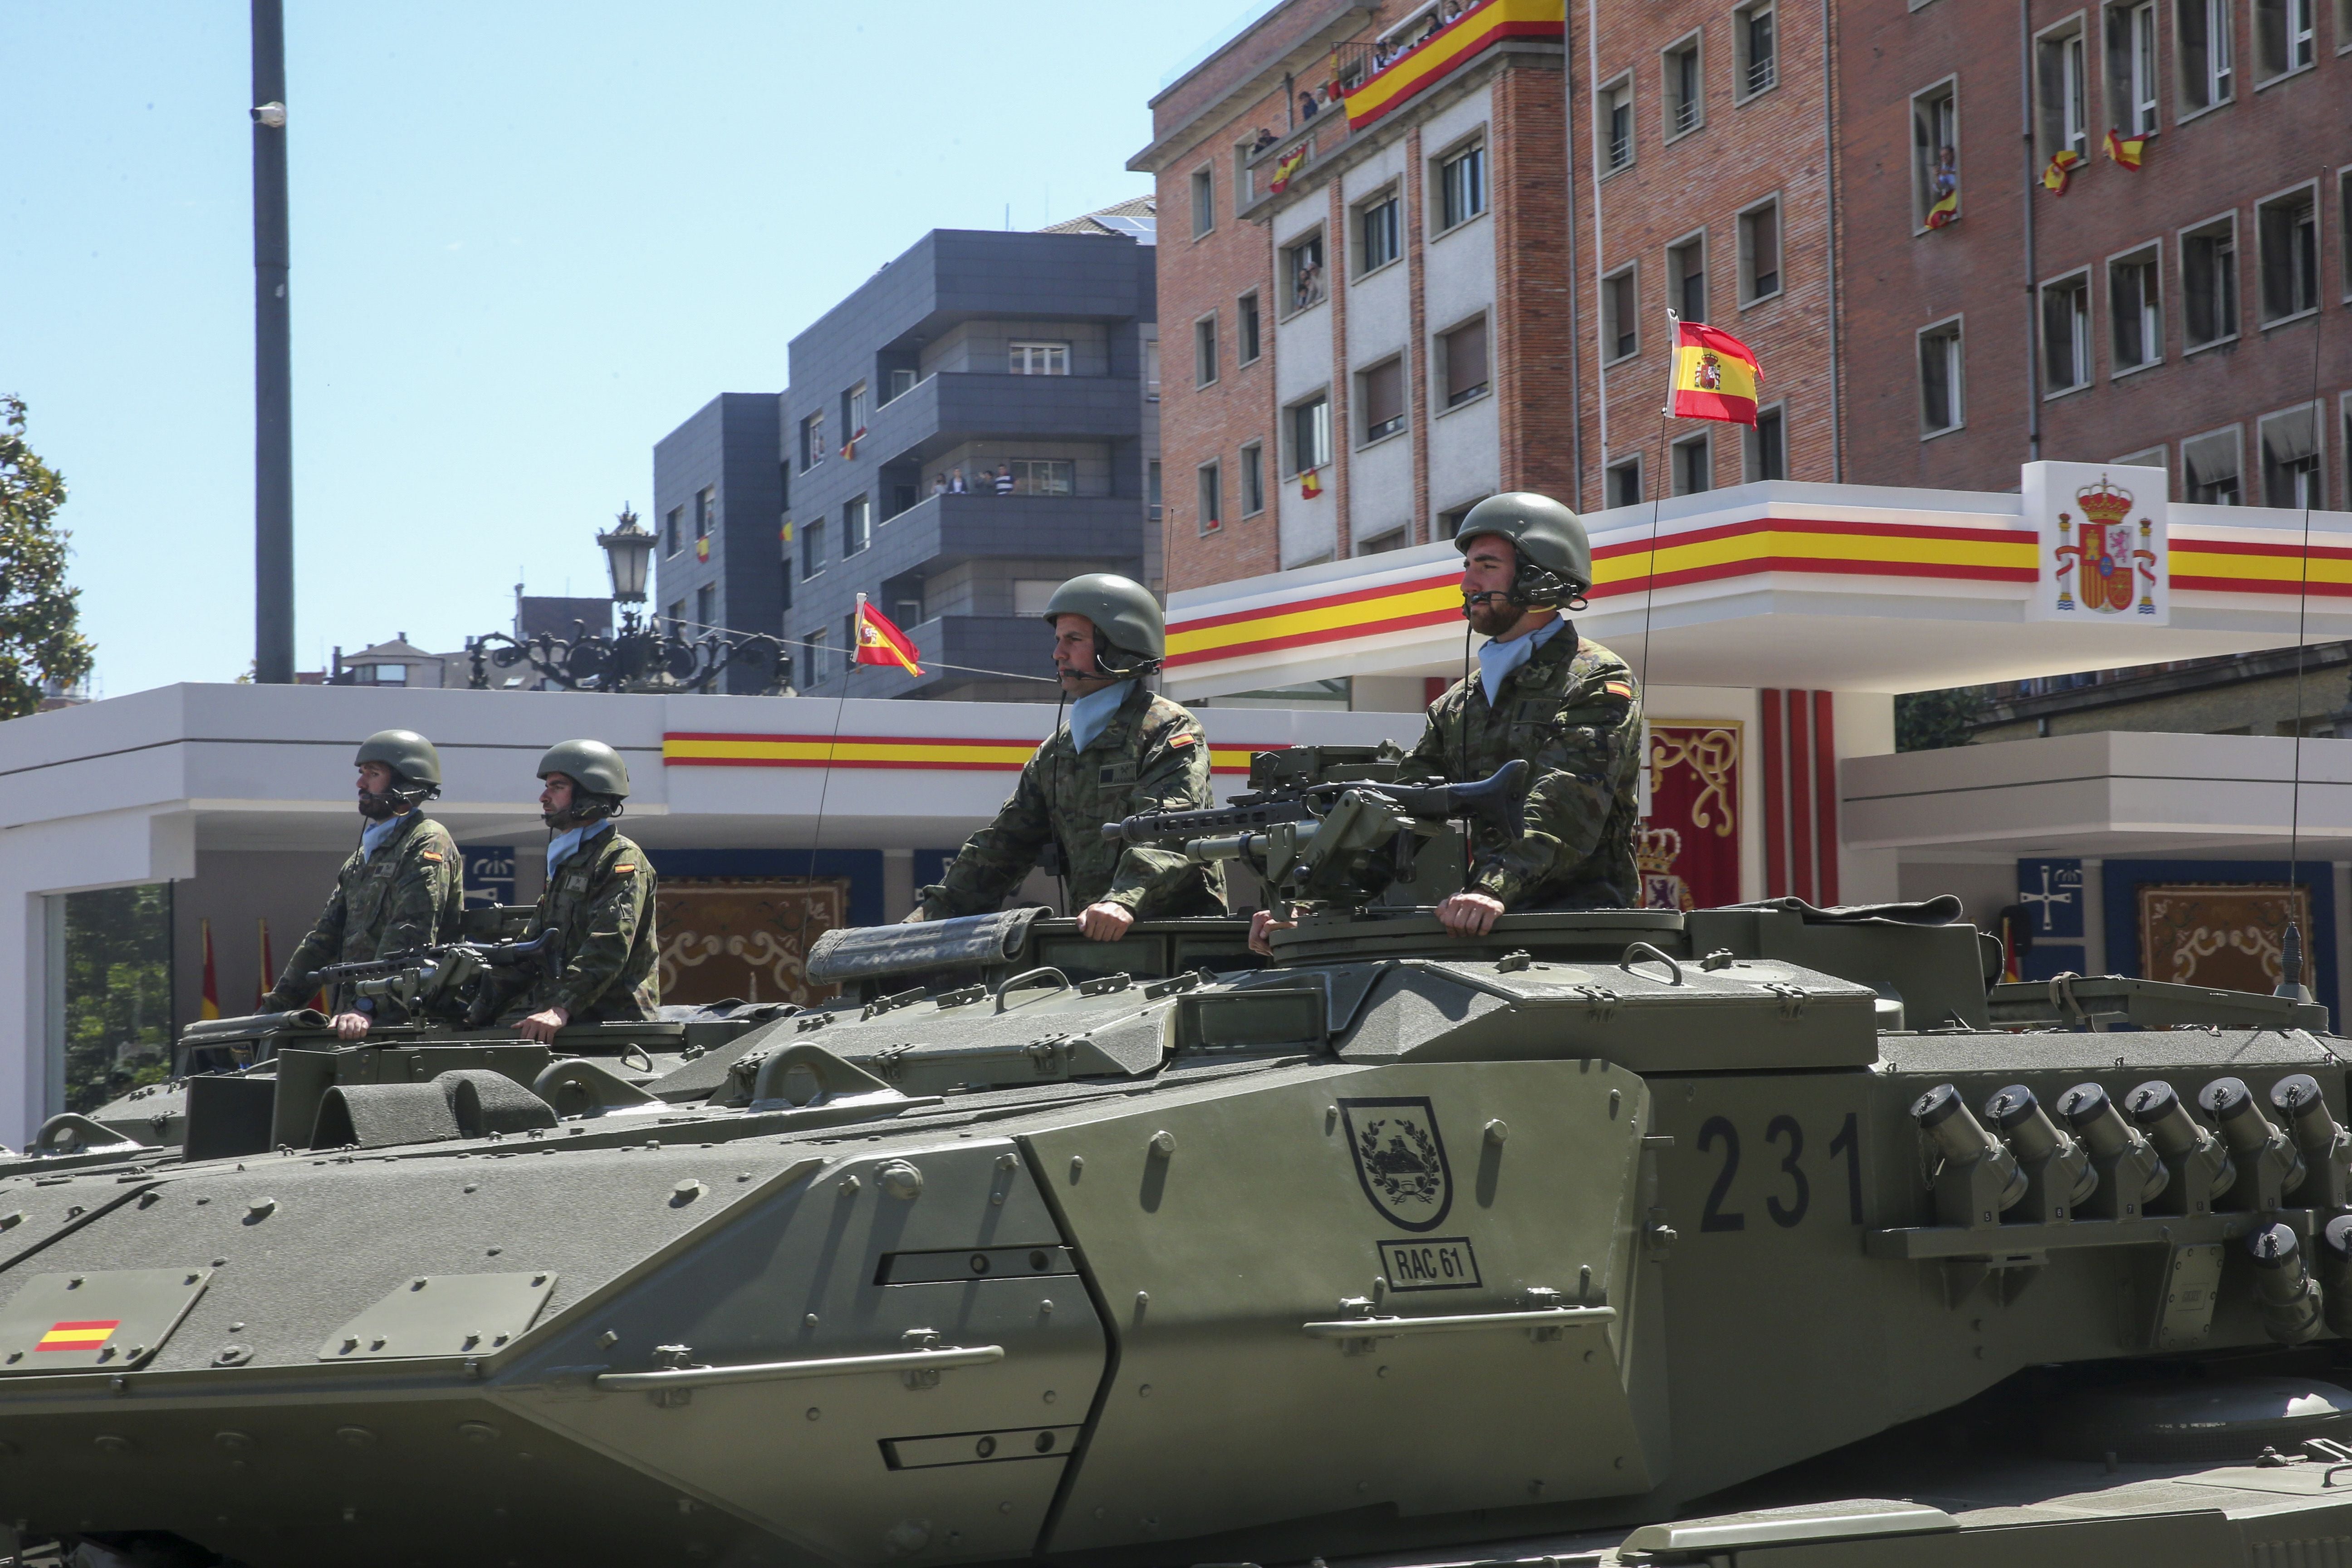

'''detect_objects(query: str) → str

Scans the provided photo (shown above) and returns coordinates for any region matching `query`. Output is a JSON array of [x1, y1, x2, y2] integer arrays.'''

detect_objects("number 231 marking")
[[1695, 1112, 1863, 1231]]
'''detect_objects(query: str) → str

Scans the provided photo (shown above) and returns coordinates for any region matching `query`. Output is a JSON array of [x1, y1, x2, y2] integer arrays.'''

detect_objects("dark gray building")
[[652, 209, 1160, 702]]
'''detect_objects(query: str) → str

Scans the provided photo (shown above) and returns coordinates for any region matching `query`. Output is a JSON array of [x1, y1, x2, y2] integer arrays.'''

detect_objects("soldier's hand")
[[1435, 892, 1506, 937], [1077, 902, 1135, 942], [516, 1005, 571, 1044], [1248, 909, 1295, 957], [329, 1011, 372, 1042]]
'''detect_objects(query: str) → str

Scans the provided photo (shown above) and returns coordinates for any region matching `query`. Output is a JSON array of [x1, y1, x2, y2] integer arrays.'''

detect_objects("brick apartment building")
[[1137, 0, 2352, 596]]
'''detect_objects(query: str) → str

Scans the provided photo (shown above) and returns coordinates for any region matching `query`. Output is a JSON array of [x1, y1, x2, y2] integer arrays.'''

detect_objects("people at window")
[[1299, 91, 1319, 120], [931, 473, 947, 496], [1251, 127, 1278, 153], [994, 464, 1016, 496]]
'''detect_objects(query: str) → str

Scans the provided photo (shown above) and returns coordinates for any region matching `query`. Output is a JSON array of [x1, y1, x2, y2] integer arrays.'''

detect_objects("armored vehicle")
[[10, 748, 2352, 1568]]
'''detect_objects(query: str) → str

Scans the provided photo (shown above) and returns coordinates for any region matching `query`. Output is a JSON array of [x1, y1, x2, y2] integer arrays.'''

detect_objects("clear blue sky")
[[1, 1, 1254, 696]]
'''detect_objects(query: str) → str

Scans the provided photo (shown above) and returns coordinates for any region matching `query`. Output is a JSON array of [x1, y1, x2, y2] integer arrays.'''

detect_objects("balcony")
[[867, 372, 1142, 466], [871, 492, 1146, 574]]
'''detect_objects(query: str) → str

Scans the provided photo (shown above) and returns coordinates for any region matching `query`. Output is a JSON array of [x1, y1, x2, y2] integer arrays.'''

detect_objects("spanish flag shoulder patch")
[[1167, 733, 1196, 750], [613, 863, 637, 875], [1602, 680, 1635, 701], [420, 851, 443, 863]]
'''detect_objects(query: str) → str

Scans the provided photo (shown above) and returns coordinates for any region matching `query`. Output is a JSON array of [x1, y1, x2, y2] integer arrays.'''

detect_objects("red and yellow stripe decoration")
[[2170, 533, 2352, 598], [1344, 0, 1566, 131], [37, 1319, 119, 1353], [664, 733, 1273, 776]]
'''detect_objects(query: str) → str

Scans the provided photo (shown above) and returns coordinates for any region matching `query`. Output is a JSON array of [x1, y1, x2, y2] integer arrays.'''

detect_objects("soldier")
[[1250, 492, 1643, 954], [506, 739, 660, 1043], [909, 573, 1226, 940], [263, 729, 464, 1039]]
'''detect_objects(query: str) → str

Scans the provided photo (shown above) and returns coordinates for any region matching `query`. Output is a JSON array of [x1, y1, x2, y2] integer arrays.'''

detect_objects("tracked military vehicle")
[[10, 747, 2352, 1568]]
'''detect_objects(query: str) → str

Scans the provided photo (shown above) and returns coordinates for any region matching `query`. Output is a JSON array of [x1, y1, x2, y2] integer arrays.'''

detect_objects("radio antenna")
[[2276, 179, 2329, 1010]]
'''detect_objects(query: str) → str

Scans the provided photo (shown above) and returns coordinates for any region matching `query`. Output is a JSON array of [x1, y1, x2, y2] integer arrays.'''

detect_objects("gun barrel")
[[1102, 799, 1315, 846]]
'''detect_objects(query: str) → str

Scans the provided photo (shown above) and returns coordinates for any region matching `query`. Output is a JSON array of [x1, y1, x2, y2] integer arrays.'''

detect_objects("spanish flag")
[[1345, 0, 1566, 132], [853, 593, 923, 678], [1926, 191, 1960, 228], [1268, 142, 1308, 194], [694, 536, 710, 563], [199, 918, 221, 1021], [35, 1319, 119, 1353], [255, 917, 274, 1013], [2042, 148, 2083, 194], [1299, 467, 1324, 499], [1669, 318, 1762, 426], [2102, 130, 2145, 170]]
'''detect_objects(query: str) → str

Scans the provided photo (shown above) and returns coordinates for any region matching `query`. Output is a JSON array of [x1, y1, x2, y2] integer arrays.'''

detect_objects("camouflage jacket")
[[508, 826, 661, 1023], [1398, 624, 1643, 909], [265, 811, 464, 1020], [920, 683, 1228, 920]]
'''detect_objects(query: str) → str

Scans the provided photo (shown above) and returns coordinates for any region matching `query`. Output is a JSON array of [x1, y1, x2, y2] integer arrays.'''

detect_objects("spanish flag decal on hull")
[[37, 1319, 120, 1352]]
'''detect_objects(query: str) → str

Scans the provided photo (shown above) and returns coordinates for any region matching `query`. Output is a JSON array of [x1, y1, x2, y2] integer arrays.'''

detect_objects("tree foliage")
[[0, 396, 95, 719], [1896, 686, 1987, 752], [63, 884, 173, 1114]]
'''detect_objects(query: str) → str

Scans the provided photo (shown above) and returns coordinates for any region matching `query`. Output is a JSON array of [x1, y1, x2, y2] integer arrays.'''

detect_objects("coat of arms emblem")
[[2052, 475, 2158, 615], [1337, 1097, 1455, 1231], [1695, 352, 1723, 391]]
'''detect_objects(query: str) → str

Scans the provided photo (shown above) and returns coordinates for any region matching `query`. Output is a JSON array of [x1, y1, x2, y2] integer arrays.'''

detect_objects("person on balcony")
[[994, 464, 1017, 496], [931, 473, 947, 496]]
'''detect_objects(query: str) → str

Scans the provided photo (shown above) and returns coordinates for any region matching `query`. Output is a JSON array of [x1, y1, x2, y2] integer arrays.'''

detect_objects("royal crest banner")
[[2023, 460, 2168, 625], [1642, 723, 1742, 911], [654, 878, 847, 1007], [2138, 882, 2311, 994]]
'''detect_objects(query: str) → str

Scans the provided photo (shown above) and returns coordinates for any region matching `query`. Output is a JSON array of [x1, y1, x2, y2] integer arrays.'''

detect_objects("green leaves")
[[0, 395, 95, 720]]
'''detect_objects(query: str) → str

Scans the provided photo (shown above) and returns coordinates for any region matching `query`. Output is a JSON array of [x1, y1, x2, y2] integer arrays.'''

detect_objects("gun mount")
[[310, 927, 565, 1028]]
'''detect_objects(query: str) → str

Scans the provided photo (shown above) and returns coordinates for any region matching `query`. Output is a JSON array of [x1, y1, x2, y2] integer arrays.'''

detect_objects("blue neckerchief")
[[1068, 681, 1135, 754], [1477, 616, 1565, 706], [360, 810, 411, 861], [546, 818, 614, 879]]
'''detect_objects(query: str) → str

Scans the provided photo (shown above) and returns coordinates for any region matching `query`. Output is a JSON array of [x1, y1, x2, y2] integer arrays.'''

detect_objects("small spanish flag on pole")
[[1299, 467, 1324, 499], [853, 593, 924, 678], [2101, 129, 2145, 170], [198, 918, 221, 1021], [1666, 314, 1762, 427], [1268, 142, 1308, 194]]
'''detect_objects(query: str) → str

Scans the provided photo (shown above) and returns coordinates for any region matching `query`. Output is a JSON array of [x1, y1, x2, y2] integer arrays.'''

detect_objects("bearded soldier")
[[506, 739, 660, 1043], [909, 573, 1226, 940], [262, 729, 464, 1039]]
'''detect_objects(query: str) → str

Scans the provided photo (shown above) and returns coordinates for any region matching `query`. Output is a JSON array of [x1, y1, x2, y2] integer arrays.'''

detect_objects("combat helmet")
[[354, 729, 442, 805], [537, 738, 631, 821], [1453, 492, 1592, 606], [1040, 572, 1165, 678]]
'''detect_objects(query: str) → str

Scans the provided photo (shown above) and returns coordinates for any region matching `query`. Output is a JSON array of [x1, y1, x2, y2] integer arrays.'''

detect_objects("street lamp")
[[598, 505, 656, 604]]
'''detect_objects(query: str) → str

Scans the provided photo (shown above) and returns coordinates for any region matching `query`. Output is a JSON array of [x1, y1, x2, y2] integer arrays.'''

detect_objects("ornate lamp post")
[[467, 507, 792, 695]]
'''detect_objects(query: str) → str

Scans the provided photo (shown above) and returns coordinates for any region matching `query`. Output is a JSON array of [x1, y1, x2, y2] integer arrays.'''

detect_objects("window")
[[1241, 442, 1266, 515], [1238, 293, 1262, 364], [1911, 81, 1960, 229], [1672, 432, 1713, 495], [1360, 357, 1406, 443], [1732, 201, 1784, 305], [1191, 166, 1215, 236], [1441, 315, 1490, 407], [2110, 245, 2163, 370], [1668, 232, 1708, 322], [800, 517, 825, 578], [2040, 272, 2092, 394], [2183, 426, 2244, 502], [1746, 405, 1787, 480], [664, 505, 682, 556], [1198, 461, 1223, 533], [843, 496, 869, 556], [2260, 404, 2323, 505], [1918, 317, 1965, 435], [1358, 529, 1408, 554], [694, 485, 715, 541], [1289, 392, 1333, 475], [666, 599, 685, 634], [2115, 445, 2167, 469], [1602, 266, 1639, 363], [2106, 2, 2161, 134], [695, 584, 715, 633], [2257, 185, 2320, 322], [1664, 34, 1705, 138], [2256, 0, 2316, 77], [2182, 213, 2241, 347], [1438, 140, 1487, 229], [1358, 190, 1402, 273], [1607, 459, 1643, 507], [845, 383, 868, 440], [1600, 77, 1634, 171], [2343, 169, 2352, 300], [1735, 2, 1777, 96], [806, 626, 831, 683], [799, 412, 824, 470], [1438, 498, 1490, 538], [2178, 0, 2234, 110], [1009, 341, 1070, 375], [1009, 459, 1075, 495], [888, 367, 917, 401], [1284, 231, 1328, 313], [1194, 313, 1219, 387], [1147, 460, 1162, 523], [1144, 338, 1161, 400], [2036, 22, 2089, 162]]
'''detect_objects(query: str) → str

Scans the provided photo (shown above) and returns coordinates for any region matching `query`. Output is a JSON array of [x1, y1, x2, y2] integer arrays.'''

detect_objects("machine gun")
[[1103, 748, 1529, 915], [309, 928, 564, 1027]]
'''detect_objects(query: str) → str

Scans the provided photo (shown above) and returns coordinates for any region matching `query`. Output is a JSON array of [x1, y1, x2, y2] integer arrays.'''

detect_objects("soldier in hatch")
[[262, 729, 465, 1039], [906, 573, 1227, 940], [1251, 492, 1644, 955], [505, 739, 660, 1042]]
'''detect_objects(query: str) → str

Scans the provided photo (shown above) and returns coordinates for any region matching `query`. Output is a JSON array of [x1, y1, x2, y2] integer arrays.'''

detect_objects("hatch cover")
[[0, 1268, 212, 1373], [318, 1271, 558, 1362]]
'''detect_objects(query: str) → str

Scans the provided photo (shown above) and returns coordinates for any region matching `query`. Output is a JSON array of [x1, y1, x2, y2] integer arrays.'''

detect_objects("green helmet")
[[536, 739, 631, 800], [1454, 491, 1593, 600], [354, 729, 441, 790], [1040, 573, 1165, 676]]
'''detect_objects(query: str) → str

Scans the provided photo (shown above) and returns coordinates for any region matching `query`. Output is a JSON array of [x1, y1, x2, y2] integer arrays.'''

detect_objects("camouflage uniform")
[[920, 684, 1228, 919], [1399, 625, 1643, 909], [506, 826, 661, 1023], [265, 812, 464, 1020]]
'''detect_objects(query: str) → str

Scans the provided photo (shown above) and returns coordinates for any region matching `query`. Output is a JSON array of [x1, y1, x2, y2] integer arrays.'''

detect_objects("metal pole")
[[252, 0, 294, 683]]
